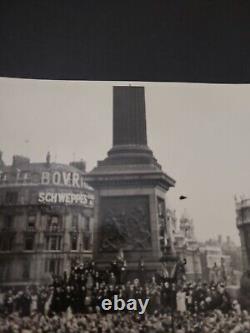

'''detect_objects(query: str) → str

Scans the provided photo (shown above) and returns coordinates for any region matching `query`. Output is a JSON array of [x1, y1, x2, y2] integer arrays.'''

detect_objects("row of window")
[[0, 190, 37, 205], [0, 261, 30, 281], [0, 171, 32, 183], [5, 191, 19, 204], [1, 214, 91, 231], [0, 258, 77, 281], [0, 234, 91, 252]]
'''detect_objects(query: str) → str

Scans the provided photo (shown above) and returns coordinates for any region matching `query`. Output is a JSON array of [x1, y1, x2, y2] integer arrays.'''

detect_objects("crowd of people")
[[2, 310, 250, 333], [0, 259, 249, 333]]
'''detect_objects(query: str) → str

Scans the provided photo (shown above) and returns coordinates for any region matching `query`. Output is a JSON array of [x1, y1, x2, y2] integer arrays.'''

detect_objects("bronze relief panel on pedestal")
[[98, 195, 151, 252]]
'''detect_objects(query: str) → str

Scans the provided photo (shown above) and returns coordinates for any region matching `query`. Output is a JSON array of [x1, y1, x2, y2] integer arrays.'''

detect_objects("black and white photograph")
[[0, 78, 250, 332]]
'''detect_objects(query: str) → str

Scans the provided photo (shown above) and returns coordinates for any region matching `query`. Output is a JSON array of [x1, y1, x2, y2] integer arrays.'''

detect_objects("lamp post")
[[160, 244, 179, 333]]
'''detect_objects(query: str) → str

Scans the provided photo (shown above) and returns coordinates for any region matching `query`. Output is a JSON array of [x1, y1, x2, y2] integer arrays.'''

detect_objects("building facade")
[[164, 209, 240, 284], [235, 197, 250, 272], [199, 244, 229, 282], [170, 212, 202, 281], [0, 153, 94, 286]]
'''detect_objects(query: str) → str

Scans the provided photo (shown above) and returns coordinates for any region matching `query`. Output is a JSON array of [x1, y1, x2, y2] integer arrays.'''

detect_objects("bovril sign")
[[41, 171, 88, 188]]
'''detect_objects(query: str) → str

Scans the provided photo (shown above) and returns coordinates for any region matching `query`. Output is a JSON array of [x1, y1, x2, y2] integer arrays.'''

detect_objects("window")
[[19, 193, 26, 204], [83, 232, 91, 251], [47, 216, 61, 231], [16, 169, 21, 182], [0, 261, 10, 281], [30, 191, 38, 204], [23, 172, 30, 183], [50, 236, 57, 250], [27, 214, 36, 230], [22, 261, 30, 279], [45, 236, 49, 250], [49, 259, 56, 273], [0, 235, 14, 251], [0, 173, 7, 183], [32, 173, 40, 184], [84, 217, 90, 231], [0, 193, 4, 205], [24, 237, 34, 251], [3, 215, 13, 229], [5, 191, 18, 204], [72, 215, 78, 231], [71, 234, 78, 251], [45, 236, 62, 251], [45, 259, 61, 275]]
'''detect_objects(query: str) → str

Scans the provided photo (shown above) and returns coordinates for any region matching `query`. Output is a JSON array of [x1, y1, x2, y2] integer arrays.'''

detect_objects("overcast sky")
[[1, 77, 250, 244]]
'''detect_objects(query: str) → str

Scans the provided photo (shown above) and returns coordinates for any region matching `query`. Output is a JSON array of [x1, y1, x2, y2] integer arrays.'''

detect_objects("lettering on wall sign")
[[38, 191, 94, 207], [41, 171, 89, 189]]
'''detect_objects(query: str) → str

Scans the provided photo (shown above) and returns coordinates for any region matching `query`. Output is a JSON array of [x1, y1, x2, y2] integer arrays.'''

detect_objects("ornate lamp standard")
[[160, 244, 179, 333]]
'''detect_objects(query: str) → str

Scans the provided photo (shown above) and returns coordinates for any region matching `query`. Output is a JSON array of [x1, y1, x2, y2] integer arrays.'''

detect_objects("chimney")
[[70, 160, 86, 172], [12, 155, 30, 168]]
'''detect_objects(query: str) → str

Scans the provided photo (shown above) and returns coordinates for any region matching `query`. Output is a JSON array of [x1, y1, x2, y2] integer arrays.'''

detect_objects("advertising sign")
[[38, 191, 94, 207]]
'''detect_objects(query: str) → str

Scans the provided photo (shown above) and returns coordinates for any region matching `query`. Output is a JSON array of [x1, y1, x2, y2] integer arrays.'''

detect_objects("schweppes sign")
[[38, 191, 94, 207]]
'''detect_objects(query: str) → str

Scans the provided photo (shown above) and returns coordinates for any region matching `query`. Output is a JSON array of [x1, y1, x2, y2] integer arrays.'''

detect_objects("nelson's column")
[[86, 86, 176, 274]]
